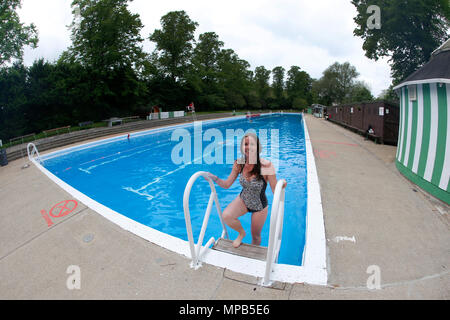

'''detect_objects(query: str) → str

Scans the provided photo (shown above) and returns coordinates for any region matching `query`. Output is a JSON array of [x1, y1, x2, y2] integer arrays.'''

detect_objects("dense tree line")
[[352, 0, 449, 84], [3, 0, 447, 142], [0, 2, 318, 141]]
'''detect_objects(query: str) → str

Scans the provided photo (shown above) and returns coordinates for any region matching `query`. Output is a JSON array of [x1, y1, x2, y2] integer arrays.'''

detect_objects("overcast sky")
[[17, 0, 393, 96]]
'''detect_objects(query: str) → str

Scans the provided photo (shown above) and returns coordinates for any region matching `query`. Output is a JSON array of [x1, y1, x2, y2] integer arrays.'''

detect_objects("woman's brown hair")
[[238, 132, 262, 179]]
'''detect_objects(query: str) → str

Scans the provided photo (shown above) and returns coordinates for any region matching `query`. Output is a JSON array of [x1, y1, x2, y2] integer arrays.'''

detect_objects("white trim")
[[33, 113, 328, 286], [412, 84, 424, 174], [439, 84, 450, 190], [396, 87, 404, 160], [403, 89, 413, 166], [302, 116, 328, 275], [431, 39, 450, 56], [393, 78, 450, 90], [424, 84, 439, 182]]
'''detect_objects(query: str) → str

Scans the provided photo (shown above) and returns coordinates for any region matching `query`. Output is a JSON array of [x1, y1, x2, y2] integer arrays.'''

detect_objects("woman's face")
[[243, 135, 258, 164]]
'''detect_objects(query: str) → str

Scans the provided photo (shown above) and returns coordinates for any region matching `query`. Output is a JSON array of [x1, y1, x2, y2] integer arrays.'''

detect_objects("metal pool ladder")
[[183, 171, 286, 286], [27, 143, 42, 164], [183, 171, 229, 269]]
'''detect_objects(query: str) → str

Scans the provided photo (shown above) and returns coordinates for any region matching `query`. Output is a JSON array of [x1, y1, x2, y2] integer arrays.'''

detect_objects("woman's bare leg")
[[222, 195, 248, 248], [250, 206, 269, 245]]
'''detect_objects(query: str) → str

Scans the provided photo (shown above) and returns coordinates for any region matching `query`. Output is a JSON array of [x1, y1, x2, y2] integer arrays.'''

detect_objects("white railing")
[[174, 111, 185, 118], [183, 171, 229, 269], [183, 171, 287, 286], [262, 179, 286, 286], [27, 143, 42, 164]]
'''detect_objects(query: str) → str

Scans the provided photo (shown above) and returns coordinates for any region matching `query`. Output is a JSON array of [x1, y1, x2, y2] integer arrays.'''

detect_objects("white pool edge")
[[32, 113, 328, 286]]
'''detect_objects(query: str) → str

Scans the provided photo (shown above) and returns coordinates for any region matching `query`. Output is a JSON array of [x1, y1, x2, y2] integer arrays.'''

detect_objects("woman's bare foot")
[[232, 231, 246, 248]]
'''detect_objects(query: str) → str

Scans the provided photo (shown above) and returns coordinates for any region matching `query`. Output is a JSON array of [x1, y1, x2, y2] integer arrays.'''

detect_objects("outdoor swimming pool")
[[41, 113, 307, 266]]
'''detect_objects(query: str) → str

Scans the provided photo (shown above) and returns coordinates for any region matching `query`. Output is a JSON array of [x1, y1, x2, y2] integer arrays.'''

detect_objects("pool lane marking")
[[76, 126, 229, 168], [39, 115, 247, 163], [121, 139, 234, 200], [77, 118, 250, 168], [78, 147, 154, 174], [77, 135, 188, 173], [61, 117, 260, 175], [80, 156, 105, 165], [78, 142, 159, 166]]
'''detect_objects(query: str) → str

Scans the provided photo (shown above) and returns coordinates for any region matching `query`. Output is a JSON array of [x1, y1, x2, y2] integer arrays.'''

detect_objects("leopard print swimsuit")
[[239, 172, 268, 213]]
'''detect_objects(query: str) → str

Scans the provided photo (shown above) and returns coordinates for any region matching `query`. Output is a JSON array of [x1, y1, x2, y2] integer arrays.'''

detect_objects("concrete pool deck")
[[0, 113, 448, 299]]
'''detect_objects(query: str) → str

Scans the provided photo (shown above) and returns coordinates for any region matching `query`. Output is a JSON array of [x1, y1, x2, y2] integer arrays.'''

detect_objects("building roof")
[[431, 38, 450, 56], [393, 38, 450, 90]]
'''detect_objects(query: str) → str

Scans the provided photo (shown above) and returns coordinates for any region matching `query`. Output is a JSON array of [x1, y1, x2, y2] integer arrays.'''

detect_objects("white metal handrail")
[[262, 179, 286, 286], [183, 171, 229, 269], [27, 143, 42, 164]]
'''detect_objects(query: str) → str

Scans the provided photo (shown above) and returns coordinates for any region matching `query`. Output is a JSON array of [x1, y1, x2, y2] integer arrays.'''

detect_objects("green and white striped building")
[[393, 39, 450, 204]]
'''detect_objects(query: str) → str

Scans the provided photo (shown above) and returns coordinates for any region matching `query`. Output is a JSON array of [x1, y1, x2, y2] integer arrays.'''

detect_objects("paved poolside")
[[0, 114, 448, 299]]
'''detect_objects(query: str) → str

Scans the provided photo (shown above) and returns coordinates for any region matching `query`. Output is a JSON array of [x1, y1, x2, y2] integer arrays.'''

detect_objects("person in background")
[[365, 125, 374, 140], [186, 102, 195, 113]]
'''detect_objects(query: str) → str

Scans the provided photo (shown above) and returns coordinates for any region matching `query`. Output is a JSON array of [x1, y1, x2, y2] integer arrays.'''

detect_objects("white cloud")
[[18, 0, 73, 64], [18, 0, 393, 96]]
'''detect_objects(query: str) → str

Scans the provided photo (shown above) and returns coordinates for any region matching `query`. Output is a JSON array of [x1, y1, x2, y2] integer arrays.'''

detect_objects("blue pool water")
[[42, 113, 307, 265]]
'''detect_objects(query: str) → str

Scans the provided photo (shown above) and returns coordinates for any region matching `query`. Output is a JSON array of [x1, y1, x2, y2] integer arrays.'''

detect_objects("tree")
[[352, 0, 450, 83], [189, 32, 226, 110], [66, 0, 148, 117], [192, 32, 223, 78], [253, 66, 271, 107], [0, 62, 27, 140], [68, 0, 146, 72], [149, 10, 198, 83], [271, 66, 285, 107], [286, 66, 312, 108], [216, 49, 252, 109], [377, 84, 399, 102], [313, 62, 359, 105], [312, 76, 335, 106], [0, 0, 38, 66], [349, 81, 374, 102]]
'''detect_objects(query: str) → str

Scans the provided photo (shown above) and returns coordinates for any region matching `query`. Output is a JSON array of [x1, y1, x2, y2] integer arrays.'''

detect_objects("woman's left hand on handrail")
[[203, 172, 218, 182]]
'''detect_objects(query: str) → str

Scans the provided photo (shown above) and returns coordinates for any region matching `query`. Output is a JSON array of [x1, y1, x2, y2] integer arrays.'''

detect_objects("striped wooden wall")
[[396, 82, 449, 204]]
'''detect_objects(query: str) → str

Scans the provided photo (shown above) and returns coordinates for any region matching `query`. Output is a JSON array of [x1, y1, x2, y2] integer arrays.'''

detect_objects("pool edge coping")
[[31, 112, 328, 286]]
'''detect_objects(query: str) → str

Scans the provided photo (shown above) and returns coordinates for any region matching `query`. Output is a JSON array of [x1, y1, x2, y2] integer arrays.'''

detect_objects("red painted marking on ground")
[[314, 149, 337, 159], [49, 200, 78, 218], [311, 140, 358, 147], [40, 209, 54, 227]]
